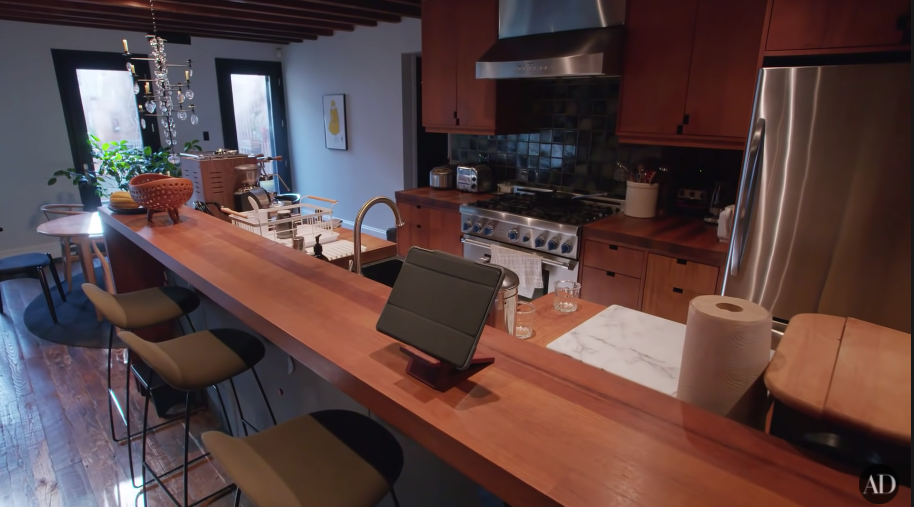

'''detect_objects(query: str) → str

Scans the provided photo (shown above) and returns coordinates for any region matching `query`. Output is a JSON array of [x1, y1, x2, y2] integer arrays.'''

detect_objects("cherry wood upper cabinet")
[[617, 0, 767, 149], [421, 0, 498, 134], [616, 0, 699, 137], [766, 0, 911, 52], [421, 0, 458, 129], [455, 0, 498, 132], [683, 0, 769, 139]]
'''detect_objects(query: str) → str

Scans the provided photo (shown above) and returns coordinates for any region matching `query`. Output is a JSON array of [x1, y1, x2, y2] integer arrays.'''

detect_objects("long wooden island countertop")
[[99, 206, 888, 507]]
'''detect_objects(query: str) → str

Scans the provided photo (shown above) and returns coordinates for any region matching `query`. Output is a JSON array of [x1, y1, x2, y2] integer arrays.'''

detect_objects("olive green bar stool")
[[82, 282, 204, 487], [203, 410, 405, 507], [118, 327, 276, 507]]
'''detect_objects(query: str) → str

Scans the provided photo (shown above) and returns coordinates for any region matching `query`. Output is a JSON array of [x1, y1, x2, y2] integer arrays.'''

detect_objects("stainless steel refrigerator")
[[723, 63, 911, 336]]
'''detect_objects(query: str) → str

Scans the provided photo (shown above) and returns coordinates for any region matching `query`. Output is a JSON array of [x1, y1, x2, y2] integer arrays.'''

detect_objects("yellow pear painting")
[[323, 94, 348, 150]]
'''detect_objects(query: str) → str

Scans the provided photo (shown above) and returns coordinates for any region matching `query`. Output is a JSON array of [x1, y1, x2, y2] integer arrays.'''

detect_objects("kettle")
[[429, 165, 456, 190], [485, 269, 520, 336]]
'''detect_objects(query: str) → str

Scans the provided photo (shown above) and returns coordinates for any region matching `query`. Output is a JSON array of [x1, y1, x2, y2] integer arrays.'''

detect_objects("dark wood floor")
[[0, 269, 243, 506]]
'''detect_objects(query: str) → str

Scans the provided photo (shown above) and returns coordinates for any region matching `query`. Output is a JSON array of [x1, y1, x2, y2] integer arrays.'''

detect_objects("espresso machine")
[[233, 161, 272, 211]]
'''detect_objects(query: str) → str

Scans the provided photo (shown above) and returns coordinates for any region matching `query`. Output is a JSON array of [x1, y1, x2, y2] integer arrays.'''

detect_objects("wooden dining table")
[[37, 212, 103, 287]]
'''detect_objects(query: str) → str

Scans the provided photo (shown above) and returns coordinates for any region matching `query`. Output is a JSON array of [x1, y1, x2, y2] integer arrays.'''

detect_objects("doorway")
[[214, 58, 291, 191], [415, 57, 449, 187], [52, 49, 160, 208]]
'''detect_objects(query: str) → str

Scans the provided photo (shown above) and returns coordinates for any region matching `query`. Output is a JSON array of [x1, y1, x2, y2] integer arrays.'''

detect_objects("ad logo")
[[859, 465, 899, 504]]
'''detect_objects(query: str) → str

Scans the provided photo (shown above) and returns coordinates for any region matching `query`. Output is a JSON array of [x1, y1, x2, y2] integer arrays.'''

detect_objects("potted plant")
[[48, 135, 202, 200]]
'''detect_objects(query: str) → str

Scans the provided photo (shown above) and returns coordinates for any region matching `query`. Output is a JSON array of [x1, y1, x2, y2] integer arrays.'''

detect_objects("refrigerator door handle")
[[730, 118, 765, 277]]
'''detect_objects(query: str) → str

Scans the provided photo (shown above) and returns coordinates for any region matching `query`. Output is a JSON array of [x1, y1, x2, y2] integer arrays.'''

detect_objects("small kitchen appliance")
[[457, 164, 494, 193], [429, 164, 457, 189]]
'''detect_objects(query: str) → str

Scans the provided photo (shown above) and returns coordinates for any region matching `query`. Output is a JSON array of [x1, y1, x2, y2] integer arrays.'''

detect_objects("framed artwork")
[[323, 94, 348, 150]]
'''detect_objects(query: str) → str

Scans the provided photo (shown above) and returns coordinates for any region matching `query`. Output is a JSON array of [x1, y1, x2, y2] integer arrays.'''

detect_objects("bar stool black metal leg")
[[36, 267, 58, 324], [141, 385, 151, 505], [390, 487, 401, 507], [45, 253, 66, 301], [228, 378, 250, 436], [251, 368, 276, 427], [213, 384, 234, 437], [106, 324, 119, 443], [232, 489, 241, 507], [183, 391, 191, 507]]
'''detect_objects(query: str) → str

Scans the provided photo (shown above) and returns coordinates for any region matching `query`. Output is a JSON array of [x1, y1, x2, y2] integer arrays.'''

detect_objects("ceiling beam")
[[40, 0, 358, 31], [215, 0, 403, 24], [258, 0, 421, 18], [161, 0, 390, 26], [0, 1, 334, 38], [0, 14, 302, 43]]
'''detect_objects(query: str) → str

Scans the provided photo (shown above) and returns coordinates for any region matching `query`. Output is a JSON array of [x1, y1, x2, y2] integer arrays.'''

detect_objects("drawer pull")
[[609, 245, 619, 251], [416, 224, 422, 229], [416, 205, 422, 209], [673, 287, 684, 294], [606, 271, 616, 277], [676, 259, 688, 265]]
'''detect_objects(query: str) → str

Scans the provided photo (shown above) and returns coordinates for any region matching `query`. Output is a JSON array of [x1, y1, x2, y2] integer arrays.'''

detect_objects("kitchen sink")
[[360, 257, 403, 288]]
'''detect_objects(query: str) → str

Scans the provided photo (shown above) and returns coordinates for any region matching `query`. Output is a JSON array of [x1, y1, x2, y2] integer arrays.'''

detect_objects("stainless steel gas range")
[[460, 187, 624, 296]]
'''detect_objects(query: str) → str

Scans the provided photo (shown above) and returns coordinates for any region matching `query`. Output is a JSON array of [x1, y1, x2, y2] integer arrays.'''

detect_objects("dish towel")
[[489, 244, 543, 298]]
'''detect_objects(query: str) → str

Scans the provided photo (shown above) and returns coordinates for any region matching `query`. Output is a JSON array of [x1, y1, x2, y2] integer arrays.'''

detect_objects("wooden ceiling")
[[0, 0, 421, 44]]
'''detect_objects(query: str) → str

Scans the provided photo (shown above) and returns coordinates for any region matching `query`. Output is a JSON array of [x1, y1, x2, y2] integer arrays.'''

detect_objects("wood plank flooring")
[[0, 270, 245, 507]]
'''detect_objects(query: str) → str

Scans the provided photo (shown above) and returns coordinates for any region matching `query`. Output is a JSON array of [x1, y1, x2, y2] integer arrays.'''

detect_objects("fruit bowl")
[[128, 174, 194, 223]]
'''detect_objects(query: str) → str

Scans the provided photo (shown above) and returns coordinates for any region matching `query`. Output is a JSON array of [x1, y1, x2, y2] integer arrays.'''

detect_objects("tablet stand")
[[400, 346, 494, 392]]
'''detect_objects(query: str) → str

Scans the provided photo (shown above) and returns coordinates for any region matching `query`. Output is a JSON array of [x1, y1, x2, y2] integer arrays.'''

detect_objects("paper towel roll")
[[677, 296, 772, 427]]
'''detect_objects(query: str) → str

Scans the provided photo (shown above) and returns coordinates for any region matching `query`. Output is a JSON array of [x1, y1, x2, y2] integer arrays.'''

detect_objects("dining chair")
[[40, 204, 97, 292]]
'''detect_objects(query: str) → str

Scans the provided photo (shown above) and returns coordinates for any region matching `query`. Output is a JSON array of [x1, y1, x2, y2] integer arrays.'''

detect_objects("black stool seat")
[[0, 253, 51, 273], [0, 252, 64, 323], [202, 410, 405, 507]]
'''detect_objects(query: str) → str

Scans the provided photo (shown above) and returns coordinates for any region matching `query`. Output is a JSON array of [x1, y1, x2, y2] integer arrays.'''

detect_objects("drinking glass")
[[553, 280, 582, 313], [514, 302, 536, 339]]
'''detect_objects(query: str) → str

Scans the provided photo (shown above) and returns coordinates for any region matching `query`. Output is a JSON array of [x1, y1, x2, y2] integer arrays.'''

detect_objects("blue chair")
[[0, 253, 65, 324]]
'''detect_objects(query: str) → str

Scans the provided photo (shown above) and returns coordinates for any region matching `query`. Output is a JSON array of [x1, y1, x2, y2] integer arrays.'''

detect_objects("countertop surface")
[[395, 188, 494, 211], [396, 189, 728, 265], [99, 206, 896, 507], [585, 213, 730, 266]]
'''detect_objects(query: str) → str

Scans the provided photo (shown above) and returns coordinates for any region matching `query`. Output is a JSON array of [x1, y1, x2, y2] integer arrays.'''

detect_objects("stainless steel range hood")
[[476, 0, 626, 79]]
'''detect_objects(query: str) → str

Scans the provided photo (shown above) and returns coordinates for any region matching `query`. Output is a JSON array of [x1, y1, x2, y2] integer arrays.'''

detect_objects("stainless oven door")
[[461, 235, 579, 299]]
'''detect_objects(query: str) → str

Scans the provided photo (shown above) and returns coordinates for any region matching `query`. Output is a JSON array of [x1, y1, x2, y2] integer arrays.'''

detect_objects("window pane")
[[76, 69, 144, 196], [231, 74, 275, 157], [76, 69, 143, 149]]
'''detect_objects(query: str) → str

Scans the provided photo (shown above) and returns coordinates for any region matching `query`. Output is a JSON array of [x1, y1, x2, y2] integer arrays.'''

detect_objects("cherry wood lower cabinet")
[[579, 241, 721, 323], [396, 202, 463, 257], [641, 253, 720, 323], [581, 266, 642, 310]]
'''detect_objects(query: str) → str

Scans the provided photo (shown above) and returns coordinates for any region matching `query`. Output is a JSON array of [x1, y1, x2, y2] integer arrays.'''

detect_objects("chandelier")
[[120, 0, 198, 149]]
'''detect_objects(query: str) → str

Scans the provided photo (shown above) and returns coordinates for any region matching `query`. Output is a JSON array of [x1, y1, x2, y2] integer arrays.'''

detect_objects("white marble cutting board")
[[546, 305, 686, 396]]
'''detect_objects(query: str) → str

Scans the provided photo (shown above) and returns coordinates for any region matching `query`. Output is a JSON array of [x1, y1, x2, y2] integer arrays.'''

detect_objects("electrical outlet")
[[203, 131, 210, 141]]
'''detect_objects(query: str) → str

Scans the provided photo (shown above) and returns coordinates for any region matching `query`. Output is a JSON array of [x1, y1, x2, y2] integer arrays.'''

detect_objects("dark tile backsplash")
[[450, 77, 743, 198]]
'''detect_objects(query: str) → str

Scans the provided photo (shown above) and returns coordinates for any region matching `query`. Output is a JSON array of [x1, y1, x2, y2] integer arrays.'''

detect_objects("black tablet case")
[[376, 247, 505, 369]]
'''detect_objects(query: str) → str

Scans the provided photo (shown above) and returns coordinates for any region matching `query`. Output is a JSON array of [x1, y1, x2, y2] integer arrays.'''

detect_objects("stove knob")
[[534, 235, 546, 248], [547, 238, 559, 251], [560, 241, 574, 255], [507, 229, 519, 242], [462, 220, 473, 232], [483, 224, 495, 236], [522, 232, 531, 243], [472, 222, 483, 233]]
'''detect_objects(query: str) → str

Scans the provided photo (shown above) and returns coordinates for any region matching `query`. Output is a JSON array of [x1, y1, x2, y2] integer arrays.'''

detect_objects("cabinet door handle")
[[673, 287, 684, 294], [608, 244, 619, 251], [605, 271, 616, 277], [416, 224, 422, 229], [676, 259, 688, 265], [683, 114, 690, 125], [676, 125, 683, 135]]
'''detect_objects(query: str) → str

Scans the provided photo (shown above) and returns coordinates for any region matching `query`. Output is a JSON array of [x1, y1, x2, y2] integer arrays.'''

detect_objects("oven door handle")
[[461, 237, 577, 270]]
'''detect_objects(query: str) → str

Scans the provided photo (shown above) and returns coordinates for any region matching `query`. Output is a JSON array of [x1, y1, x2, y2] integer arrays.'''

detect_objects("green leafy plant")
[[48, 135, 184, 197], [183, 139, 203, 152]]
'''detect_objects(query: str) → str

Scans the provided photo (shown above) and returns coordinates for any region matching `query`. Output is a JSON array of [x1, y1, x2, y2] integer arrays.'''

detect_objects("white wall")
[[283, 19, 421, 233], [0, 20, 280, 256]]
